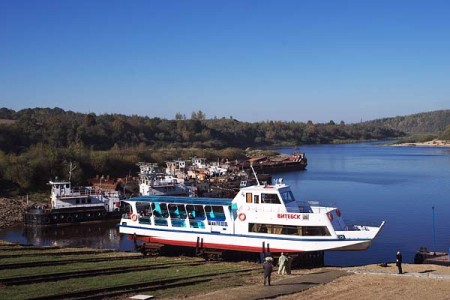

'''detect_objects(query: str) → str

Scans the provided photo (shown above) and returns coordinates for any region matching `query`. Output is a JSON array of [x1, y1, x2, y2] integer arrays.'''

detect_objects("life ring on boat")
[[238, 213, 246, 221], [131, 214, 138, 221], [335, 209, 341, 217], [327, 212, 333, 222]]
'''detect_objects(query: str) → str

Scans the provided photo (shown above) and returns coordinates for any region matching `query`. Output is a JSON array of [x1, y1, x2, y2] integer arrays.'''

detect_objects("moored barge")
[[23, 179, 124, 226]]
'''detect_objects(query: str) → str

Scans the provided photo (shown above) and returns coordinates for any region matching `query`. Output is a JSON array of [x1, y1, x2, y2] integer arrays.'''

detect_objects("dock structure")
[[415, 249, 450, 266]]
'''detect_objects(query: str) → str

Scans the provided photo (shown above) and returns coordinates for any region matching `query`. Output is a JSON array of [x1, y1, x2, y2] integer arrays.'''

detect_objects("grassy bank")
[[0, 241, 260, 299]]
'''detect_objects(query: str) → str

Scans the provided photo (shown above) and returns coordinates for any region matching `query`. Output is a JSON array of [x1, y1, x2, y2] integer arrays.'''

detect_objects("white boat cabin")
[[49, 180, 121, 212]]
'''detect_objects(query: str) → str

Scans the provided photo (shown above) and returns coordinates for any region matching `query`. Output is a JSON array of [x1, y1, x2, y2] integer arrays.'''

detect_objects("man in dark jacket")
[[263, 257, 273, 286], [396, 251, 403, 274]]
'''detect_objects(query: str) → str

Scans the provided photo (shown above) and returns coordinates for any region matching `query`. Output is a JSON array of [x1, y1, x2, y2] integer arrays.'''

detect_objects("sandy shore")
[[181, 263, 450, 300], [391, 139, 450, 147], [277, 263, 450, 300]]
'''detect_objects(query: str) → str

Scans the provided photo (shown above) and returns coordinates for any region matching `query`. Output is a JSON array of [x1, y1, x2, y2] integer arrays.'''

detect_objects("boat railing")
[[238, 205, 287, 214], [54, 187, 97, 197], [57, 188, 121, 199], [53, 202, 105, 209], [151, 180, 178, 187], [343, 224, 373, 231]]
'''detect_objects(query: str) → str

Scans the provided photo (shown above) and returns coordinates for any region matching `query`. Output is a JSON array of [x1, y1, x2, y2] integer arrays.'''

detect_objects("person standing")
[[278, 252, 288, 275], [396, 251, 403, 274], [286, 255, 293, 275], [263, 257, 273, 286]]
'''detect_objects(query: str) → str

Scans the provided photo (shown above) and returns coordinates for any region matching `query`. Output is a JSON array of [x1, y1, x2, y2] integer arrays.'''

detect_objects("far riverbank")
[[390, 139, 450, 147]]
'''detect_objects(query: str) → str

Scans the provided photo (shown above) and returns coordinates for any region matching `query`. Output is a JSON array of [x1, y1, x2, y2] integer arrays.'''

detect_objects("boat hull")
[[119, 223, 377, 253], [23, 207, 123, 226], [250, 161, 307, 173]]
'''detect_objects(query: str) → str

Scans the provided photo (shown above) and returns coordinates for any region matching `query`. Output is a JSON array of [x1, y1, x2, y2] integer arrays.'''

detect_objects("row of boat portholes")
[[38, 211, 108, 224]]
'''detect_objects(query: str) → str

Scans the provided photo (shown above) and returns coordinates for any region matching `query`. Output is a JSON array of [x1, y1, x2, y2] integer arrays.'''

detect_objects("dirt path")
[[280, 268, 450, 300], [183, 268, 347, 300]]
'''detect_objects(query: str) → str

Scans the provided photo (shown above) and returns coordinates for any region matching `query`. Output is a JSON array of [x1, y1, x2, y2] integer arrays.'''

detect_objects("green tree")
[[439, 125, 450, 140], [191, 110, 206, 120]]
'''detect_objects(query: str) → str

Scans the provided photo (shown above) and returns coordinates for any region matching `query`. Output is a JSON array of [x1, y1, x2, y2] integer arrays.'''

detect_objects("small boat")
[[119, 173, 384, 255], [23, 179, 124, 226], [137, 162, 191, 196]]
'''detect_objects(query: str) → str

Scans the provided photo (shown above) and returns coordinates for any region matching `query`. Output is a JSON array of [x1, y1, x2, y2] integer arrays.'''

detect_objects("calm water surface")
[[2, 142, 449, 266]]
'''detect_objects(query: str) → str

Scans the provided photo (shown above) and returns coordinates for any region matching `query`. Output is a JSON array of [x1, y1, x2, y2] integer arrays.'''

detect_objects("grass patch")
[[0, 243, 263, 299], [0, 261, 257, 299], [0, 251, 139, 266]]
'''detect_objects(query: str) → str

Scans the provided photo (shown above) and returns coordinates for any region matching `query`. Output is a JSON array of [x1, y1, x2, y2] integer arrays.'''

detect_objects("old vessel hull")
[[23, 207, 122, 226]]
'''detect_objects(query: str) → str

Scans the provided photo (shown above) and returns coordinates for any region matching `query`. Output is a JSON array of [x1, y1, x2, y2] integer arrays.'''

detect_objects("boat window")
[[205, 206, 226, 221], [246, 193, 252, 203], [280, 191, 296, 204], [302, 226, 330, 236], [152, 202, 169, 218], [169, 205, 187, 227], [267, 225, 283, 234], [248, 223, 331, 236], [212, 206, 226, 221], [186, 204, 205, 220], [122, 202, 132, 214], [150, 203, 159, 216], [254, 195, 259, 204], [168, 204, 181, 218], [136, 202, 151, 216], [250, 224, 267, 233], [177, 204, 187, 219], [261, 193, 281, 204]]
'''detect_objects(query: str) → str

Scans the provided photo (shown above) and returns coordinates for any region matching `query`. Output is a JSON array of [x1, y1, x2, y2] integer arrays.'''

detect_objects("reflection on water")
[[1, 221, 135, 252]]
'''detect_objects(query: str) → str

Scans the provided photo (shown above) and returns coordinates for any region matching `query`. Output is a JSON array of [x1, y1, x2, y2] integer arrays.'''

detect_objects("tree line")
[[0, 106, 427, 196]]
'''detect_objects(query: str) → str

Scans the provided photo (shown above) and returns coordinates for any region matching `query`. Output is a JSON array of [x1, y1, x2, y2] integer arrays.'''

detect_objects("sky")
[[0, 0, 449, 123]]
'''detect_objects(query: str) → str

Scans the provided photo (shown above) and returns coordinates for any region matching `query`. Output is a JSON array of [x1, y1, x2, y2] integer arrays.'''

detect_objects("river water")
[[1, 142, 449, 266]]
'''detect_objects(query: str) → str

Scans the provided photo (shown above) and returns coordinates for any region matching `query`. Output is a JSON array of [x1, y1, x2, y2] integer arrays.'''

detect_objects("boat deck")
[[126, 195, 233, 206]]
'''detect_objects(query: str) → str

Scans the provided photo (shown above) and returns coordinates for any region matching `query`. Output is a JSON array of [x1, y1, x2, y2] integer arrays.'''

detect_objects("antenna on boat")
[[68, 161, 76, 181], [250, 164, 261, 186]]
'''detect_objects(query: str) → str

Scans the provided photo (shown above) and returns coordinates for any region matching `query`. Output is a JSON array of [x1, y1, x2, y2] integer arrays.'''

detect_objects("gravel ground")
[[0, 197, 33, 228]]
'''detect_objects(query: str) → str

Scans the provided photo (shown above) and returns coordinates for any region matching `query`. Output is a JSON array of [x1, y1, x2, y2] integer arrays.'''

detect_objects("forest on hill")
[[0, 107, 405, 153], [363, 109, 450, 142], [363, 109, 450, 134], [0, 107, 448, 196]]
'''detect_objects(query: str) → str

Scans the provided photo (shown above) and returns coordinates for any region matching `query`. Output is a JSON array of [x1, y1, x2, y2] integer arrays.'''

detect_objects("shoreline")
[[390, 139, 450, 147], [0, 197, 31, 228]]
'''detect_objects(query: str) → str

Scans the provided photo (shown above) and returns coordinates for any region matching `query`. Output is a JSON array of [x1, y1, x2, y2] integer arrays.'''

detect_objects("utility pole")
[[432, 206, 436, 255]]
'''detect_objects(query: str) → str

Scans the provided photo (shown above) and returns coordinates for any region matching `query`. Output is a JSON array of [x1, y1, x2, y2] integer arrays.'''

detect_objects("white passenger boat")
[[119, 178, 384, 254]]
